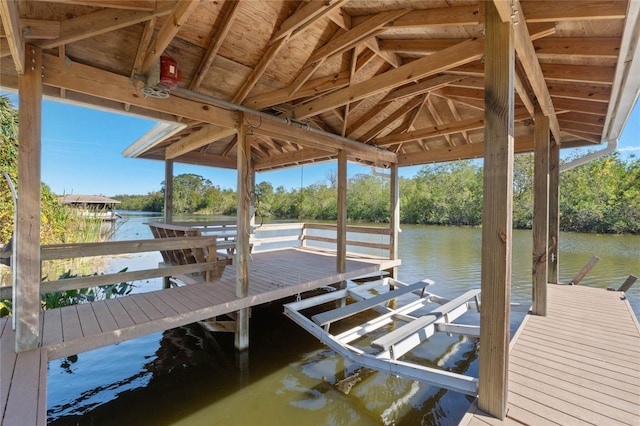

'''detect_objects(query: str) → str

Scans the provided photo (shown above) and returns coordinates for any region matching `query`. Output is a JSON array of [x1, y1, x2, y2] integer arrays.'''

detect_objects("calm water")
[[47, 214, 640, 425]]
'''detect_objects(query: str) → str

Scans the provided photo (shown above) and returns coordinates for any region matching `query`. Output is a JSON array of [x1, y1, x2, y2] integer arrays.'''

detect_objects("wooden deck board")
[[1, 248, 398, 425], [461, 284, 640, 425]]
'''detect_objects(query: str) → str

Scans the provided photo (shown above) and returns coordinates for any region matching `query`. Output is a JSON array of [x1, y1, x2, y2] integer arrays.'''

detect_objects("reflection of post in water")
[[235, 350, 250, 386]]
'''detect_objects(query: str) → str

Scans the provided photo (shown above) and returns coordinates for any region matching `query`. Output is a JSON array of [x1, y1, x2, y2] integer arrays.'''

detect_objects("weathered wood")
[[165, 125, 236, 160], [548, 137, 560, 284], [532, 106, 550, 316], [570, 256, 600, 285], [337, 150, 347, 273], [617, 275, 638, 292], [0, 0, 25, 73], [478, 3, 514, 419], [235, 116, 251, 350], [164, 159, 173, 224], [389, 163, 399, 279], [15, 45, 42, 352]]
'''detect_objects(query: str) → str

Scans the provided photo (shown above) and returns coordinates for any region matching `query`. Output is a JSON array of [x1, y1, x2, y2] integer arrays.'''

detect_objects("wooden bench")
[[146, 222, 233, 284]]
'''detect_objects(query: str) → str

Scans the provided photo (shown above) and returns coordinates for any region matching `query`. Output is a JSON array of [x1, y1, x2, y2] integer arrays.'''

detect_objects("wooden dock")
[[461, 284, 640, 426], [0, 247, 399, 426]]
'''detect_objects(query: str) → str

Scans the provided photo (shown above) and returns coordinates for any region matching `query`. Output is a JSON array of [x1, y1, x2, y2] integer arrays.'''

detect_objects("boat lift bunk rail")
[[283, 278, 482, 396]]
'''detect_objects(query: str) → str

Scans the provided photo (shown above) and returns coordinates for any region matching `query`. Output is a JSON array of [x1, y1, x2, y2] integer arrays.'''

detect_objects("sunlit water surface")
[[47, 214, 639, 425]]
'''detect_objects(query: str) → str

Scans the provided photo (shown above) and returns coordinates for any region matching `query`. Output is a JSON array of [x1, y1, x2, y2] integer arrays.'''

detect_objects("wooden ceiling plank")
[[165, 124, 236, 159], [527, 22, 557, 41], [346, 102, 391, 137], [0, 39, 10, 59], [248, 114, 396, 165], [190, 0, 243, 91], [221, 137, 238, 157], [306, 9, 409, 65], [379, 39, 461, 54], [293, 37, 484, 119], [378, 5, 482, 28], [561, 129, 601, 144], [232, 35, 290, 104], [41, 53, 237, 128], [522, 1, 627, 23], [540, 63, 616, 85], [504, 0, 560, 141], [0, 0, 25, 73], [170, 151, 237, 169], [245, 71, 350, 110], [392, 95, 428, 135], [555, 111, 605, 126], [552, 97, 608, 115], [558, 120, 603, 136], [43, 0, 159, 11], [548, 83, 610, 103], [361, 95, 424, 142], [38, 5, 173, 50], [270, 0, 350, 43], [382, 74, 463, 104], [533, 37, 621, 59], [139, 0, 200, 75], [288, 57, 326, 97], [446, 98, 474, 144]]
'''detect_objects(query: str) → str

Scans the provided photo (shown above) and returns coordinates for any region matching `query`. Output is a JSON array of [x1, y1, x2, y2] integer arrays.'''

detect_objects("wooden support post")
[[15, 45, 43, 352], [389, 163, 399, 279], [548, 140, 560, 284], [235, 114, 251, 351], [532, 106, 549, 315], [336, 150, 347, 275], [617, 275, 638, 292], [164, 159, 173, 223], [570, 256, 599, 285], [478, 3, 513, 419]]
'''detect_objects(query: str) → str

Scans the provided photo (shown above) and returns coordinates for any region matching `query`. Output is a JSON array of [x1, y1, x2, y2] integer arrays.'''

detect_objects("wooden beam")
[[337, 150, 347, 273], [346, 102, 391, 137], [540, 63, 616, 85], [235, 114, 251, 351], [164, 159, 173, 224], [532, 106, 550, 316], [189, 0, 242, 91], [292, 37, 484, 119], [130, 17, 157, 79], [41, 53, 237, 128], [248, 114, 397, 165], [378, 5, 481, 28], [306, 10, 409, 65], [244, 71, 350, 109], [379, 38, 460, 54], [478, 2, 513, 419], [165, 124, 236, 159], [389, 163, 399, 279], [381, 74, 463, 104], [139, 0, 200, 75], [232, 35, 289, 104], [552, 97, 609, 116], [0, 18, 61, 40], [254, 147, 334, 171], [38, 6, 173, 49], [270, 0, 350, 43], [548, 83, 610, 103], [533, 37, 621, 59], [548, 139, 560, 284], [41, 0, 159, 10], [0, 0, 25, 73], [507, 0, 561, 142], [374, 109, 530, 146], [15, 45, 43, 351], [361, 96, 424, 142], [522, 0, 627, 22]]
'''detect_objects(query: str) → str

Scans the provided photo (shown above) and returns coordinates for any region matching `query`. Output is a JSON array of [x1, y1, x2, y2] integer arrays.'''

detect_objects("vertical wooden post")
[[164, 159, 173, 223], [548, 140, 560, 284], [235, 114, 251, 351], [478, 3, 513, 419], [336, 150, 347, 274], [15, 45, 42, 352], [389, 163, 399, 279], [532, 106, 549, 315]]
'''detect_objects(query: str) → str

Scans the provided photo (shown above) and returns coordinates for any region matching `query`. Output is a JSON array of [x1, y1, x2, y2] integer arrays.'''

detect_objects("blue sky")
[[2, 93, 639, 196]]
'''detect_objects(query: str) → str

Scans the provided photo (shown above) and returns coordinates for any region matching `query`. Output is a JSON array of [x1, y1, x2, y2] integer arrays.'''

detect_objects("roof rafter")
[[292, 37, 484, 119], [140, 0, 200, 75], [270, 0, 350, 43], [38, 5, 173, 50], [0, 0, 25, 73], [46, 0, 158, 11], [190, 0, 243, 91], [361, 95, 425, 142], [165, 124, 236, 160]]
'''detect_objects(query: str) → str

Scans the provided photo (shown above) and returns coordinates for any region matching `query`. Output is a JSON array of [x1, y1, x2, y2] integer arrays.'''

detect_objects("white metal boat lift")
[[283, 278, 482, 396]]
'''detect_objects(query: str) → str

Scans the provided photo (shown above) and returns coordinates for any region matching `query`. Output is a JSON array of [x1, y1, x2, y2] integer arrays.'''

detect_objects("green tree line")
[[116, 153, 639, 234]]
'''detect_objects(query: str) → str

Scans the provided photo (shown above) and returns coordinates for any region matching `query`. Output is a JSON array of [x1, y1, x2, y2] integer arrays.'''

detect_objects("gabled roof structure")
[[1, 0, 639, 171]]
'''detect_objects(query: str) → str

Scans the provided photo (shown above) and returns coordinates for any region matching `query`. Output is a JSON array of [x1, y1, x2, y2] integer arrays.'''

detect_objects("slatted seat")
[[371, 289, 481, 353], [147, 222, 232, 283]]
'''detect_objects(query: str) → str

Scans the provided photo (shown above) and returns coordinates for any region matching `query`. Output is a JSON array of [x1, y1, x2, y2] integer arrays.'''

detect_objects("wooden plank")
[[76, 303, 101, 337], [41, 308, 63, 347], [110, 298, 141, 327], [292, 38, 484, 119], [15, 45, 42, 352], [38, 6, 172, 50], [478, 2, 513, 419], [60, 306, 83, 342], [48, 0, 158, 10], [0, 321, 17, 414], [236, 117, 251, 350], [139, 0, 200, 75], [129, 294, 164, 321], [532, 107, 549, 315], [618, 275, 638, 292], [3, 348, 42, 426], [0, 0, 25, 73], [164, 159, 173, 224], [522, 0, 627, 22], [151, 290, 191, 314], [389, 163, 399, 279], [165, 124, 236, 159], [337, 150, 347, 273], [312, 280, 430, 326], [270, 0, 350, 42], [90, 300, 119, 333], [381, 74, 462, 104]]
